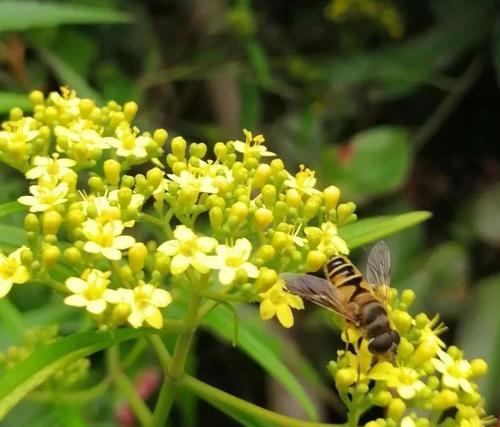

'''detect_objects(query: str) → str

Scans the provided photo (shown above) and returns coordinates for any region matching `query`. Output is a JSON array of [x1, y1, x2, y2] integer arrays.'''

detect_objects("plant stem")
[[106, 346, 152, 427], [179, 375, 344, 427], [29, 376, 111, 403], [150, 293, 201, 426]]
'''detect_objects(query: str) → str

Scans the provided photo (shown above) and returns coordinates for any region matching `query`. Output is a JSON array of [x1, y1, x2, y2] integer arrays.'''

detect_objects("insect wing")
[[281, 273, 358, 324], [366, 240, 391, 305]]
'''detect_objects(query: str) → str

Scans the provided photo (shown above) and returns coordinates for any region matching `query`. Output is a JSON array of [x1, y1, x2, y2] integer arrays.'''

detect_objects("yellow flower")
[[210, 238, 259, 285], [167, 170, 218, 195], [284, 164, 321, 196], [305, 222, 349, 256], [82, 219, 135, 260], [105, 282, 172, 329], [18, 182, 69, 212], [0, 247, 30, 298], [103, 123, 151, 158], [25, 154, 76, 180], [157, 225, 217, 275], [259, 281, 304, 328], [232, 129, 275, 157], [369, 362, 425, 399], [0, 117, 39, 147], [64, 269, 112, 314], [48, 88, 81, 116], [432, 349, 473, 393], [55, 122, 108, 150]]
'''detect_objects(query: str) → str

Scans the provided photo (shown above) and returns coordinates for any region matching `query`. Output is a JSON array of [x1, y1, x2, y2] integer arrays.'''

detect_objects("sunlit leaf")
[[0, 2, 130, 32], [0, 328, 151, 419], [339, 211, 432, 249]]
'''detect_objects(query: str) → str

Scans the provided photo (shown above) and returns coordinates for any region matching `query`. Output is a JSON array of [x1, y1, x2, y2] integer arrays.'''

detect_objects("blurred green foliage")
[[0, 0, 499, 425]]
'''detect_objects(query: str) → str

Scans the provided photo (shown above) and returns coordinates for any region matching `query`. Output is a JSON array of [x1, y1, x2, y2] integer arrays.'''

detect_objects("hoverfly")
[[283, 241, 400, 356]]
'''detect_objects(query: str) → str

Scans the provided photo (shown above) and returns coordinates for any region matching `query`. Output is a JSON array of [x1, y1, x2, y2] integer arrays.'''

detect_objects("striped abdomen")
[[326, 256, 400, 355]]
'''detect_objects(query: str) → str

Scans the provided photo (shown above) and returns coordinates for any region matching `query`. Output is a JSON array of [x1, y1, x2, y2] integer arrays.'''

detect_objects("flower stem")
[[150, 293, 201, 426], [179, 375, 344, 427], [106, 346, 152, 427]]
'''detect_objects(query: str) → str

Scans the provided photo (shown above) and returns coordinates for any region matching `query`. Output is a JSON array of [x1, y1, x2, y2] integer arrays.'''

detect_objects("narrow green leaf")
[[339, 211, 432, 249], [0, 93, 31, 114], [37, 48, 102, 102], [202, 305, 319, 421], [0, 224, 27, 248], [0, 2, 130, 32], [0, 328, 152, 419], [0, 299, 25, 342], [0, 202, 25, 220]]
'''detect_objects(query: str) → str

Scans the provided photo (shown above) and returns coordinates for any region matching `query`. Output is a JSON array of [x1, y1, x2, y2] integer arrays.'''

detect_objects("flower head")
[[369, 362, 426, 399], [0, 247, 29, 298], [284, 164, 321, 196], [82, 219, 135, 260], [232, 129, 275, 158], [25, 154, 76, 181], [18, 182, 69, 212], [103, 123, 151, 158], [106, 282, 172, 329], [259, 281, 304, 328], [432, 349, 473, 393], [210, 238, 259, 285], [157, 225, 217, 275], [64, 269, 112, 314], [167, 170, 218, 195]]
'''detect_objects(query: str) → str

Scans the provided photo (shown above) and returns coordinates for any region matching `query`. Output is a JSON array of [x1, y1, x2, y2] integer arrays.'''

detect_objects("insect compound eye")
[[391, 330, 400, 345]]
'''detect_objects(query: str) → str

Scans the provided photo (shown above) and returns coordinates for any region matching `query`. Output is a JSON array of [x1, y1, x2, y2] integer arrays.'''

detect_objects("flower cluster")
[[328, 289, 494, 427], [0, 88, 356, 330]]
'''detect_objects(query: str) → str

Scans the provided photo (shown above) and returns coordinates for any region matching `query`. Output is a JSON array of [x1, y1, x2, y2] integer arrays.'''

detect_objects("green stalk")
[[107, 346, 152, 427], [150, 293, 201, 426], [179, 375, 344, 427]]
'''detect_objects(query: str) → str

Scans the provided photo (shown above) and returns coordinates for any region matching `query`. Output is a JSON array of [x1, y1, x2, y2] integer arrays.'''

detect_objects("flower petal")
[[87, 299, 107, 314], [152, 289, 172, 307], [64, 294, 87, 307], [170, 254, 190, 275], [144, 306, 163, 329], [259, 299, 276, 320], [66, 277, 87, 293], [276, 304, 294, 328], [157, 240, 179, 256], [219, 267, 236, 285], [0, 280, 14, 298]]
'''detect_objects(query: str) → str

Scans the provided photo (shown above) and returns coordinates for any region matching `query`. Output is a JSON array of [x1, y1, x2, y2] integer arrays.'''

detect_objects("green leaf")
[[0, 2, 130, 32], [0, 202, 25, 221], [0, 224, 27, 248], [339, 211, 432, 249], [202, 305, 320, 421], [0, 299, 25, 343], [457, 274, 500, 412], [0, 93, 31, 114], [473, 183, 500, 246], [320, 126, 411, 201], [0, 328, 152, 420]]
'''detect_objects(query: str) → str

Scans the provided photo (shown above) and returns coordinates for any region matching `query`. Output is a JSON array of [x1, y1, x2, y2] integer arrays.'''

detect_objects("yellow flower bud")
[[271, 231, 290, 250], [397, 337, 414, 361], [392, 309, 412, 334], [88, 176, 104, 192], [270, 158, 284, 173], [42, 211, 62, 235], [64, 247, 82, 265], [413, 341, 437, 365], [230, 201, 248, 220], [304, 197, 321, 220], [461, 390, 481, 406], [171, 136, 187, 159], [214, 142, 228, 159], [432, 390, 458, 410], [178, 188, 197, 206], [29, 90, 44, 105], [323, 185, 341, 210], [113, 302, 132, 325], [209, 207, 224, 228], [24, 213, 39, 232], [79, 98, 95, 117], [337, 202, 356, 224], [365, 422, 379, 427], [128, 243, 148, 273], [401, 289, 415, 307], [255, 269, 279, 291], [253, 164, 272, 188], [123, 101, 138, 122], [306, 251, 327, 272], [42, 245, 60, 267], [261, 184, 276, 206], [372, 390, 392, 406], [10, 107, 23, 121], [470, 358, 488, 377], [154, 253, 170, 274], [103, 159, 121, 186], [253, 208, 273, 230], [327, 360, 338, 378], [335, 368, 357, 390], [153, 128, 168, 145], [66, 210, 85, 228], [285, 189, 301, 208], [255, 245, 275, 263], [147, 167, 164, 188], [387, 398, 406, 422]]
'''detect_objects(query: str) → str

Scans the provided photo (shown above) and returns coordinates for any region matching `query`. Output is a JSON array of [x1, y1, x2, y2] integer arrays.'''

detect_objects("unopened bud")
[[323, 185, 341, 210], [42, 245, 60, 267], [42, 211, 62, 235], [171, 136, 186, 159], [128, 243, 148, 273], [335, 368, 357, 390], [253, 208, 273, 230], [306, 251, 327, 272]]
